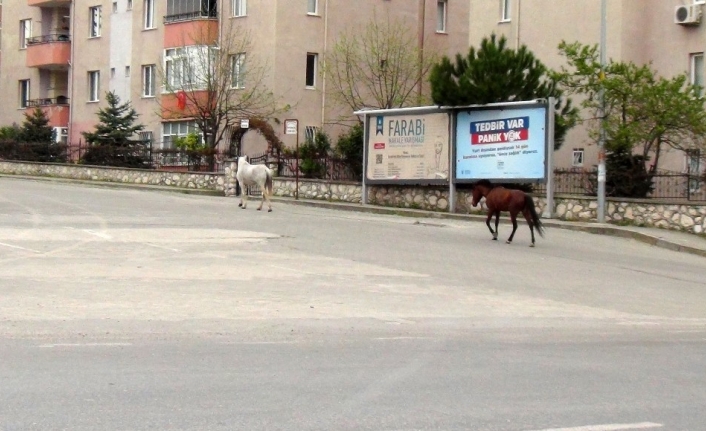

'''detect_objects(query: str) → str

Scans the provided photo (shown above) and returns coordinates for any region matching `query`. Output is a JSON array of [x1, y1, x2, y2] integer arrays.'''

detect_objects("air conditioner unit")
[[53, 127, 69, 144], [675, 4, 702, 25]]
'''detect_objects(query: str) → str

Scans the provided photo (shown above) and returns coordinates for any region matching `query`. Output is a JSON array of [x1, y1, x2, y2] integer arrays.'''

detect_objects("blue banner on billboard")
[[455, 105, 548, 182]]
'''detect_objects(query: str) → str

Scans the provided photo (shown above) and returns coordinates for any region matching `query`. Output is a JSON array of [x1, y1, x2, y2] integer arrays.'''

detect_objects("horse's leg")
[[257, 181, 264, 211], [523, 208, 536, 247], [237, 180, 244, 208], [493, 211, 500, 240], [507, 211, 518, 244], [264, 186, 273, 212], [485, 211, 496, 239], [241, 185, 248, 209]]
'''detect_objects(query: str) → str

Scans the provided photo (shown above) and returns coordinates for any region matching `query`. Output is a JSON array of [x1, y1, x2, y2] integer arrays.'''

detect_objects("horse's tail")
[[265, 169, 273, 196], [525, 194, 545, 238]]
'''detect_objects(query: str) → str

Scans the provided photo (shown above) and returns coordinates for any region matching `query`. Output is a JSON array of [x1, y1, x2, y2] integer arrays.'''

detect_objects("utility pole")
[[597, 0, 607, 223]]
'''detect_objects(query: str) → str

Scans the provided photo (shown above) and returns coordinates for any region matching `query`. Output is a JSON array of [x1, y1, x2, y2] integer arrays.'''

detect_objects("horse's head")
[[237, 156, 248, 170], [471, 180, 493, 207]]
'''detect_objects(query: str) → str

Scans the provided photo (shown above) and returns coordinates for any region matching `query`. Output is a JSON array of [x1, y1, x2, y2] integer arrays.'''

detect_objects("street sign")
[[284, 119, 298, 135], [240, 119, 249, 129]]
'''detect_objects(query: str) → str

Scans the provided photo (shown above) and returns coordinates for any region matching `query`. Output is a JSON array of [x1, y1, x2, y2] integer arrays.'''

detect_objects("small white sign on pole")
[[284, 119, 298, 135], [240, 119, 249, 129]]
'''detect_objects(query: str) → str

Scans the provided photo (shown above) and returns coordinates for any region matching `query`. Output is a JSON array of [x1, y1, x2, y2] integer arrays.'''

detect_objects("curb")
[[3, 174, 705, 259]]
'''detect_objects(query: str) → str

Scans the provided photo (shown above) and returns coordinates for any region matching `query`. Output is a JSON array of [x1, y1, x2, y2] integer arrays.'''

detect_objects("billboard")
[[366, 112, 450, 183], [455, 104, 548, 182]]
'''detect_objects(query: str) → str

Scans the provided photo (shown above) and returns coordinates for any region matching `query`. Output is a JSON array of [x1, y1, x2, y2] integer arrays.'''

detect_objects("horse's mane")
[[475, 179, 493, 188]]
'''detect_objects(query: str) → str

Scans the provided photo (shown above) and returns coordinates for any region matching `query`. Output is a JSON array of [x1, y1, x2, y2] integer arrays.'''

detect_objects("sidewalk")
[[3, 174, 705, 259]]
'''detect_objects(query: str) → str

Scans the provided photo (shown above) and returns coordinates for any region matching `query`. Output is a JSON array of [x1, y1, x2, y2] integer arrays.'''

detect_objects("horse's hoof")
[[238, 203, 242, 207], [268, 209, 272, 212], [257, 208, 261, 211], [529, 243, 535, 248], [241, 206, 246, 210], [492, 237, 498, 241], [506, 240, 512, 244]]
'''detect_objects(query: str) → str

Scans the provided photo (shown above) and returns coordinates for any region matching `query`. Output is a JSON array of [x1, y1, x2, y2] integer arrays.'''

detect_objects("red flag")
[[176, 91, 186, 110]]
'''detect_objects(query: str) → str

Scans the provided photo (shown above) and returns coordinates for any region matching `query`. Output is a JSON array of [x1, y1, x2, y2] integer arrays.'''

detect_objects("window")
[[690, 53, 704, 97], [687, 149, 701, 192], [307, 0, 318, 14], [142, 64, 156, 97], [144, 0, 155, 29], [162, 121, 202, 149], [165, 48, 189, 89], [230, 53, 246, 88], [20, 19, 31, 49], [19, 80, 30, 108], [113, 2, 118, 13], [88, 71, 100, 101], [139, 131, 154, 144], [572, 148, 584, 167], [127, 0, 133, 10], [305, 53, 317, 88], [501, 0, 511, 21], [232, 0, 246, 17], [125, 66, 131, 77], [436, 1, 447, 32], [165, 0, 217, 22], [304, 126, 319, 143], [89, 6, 102, 37], [111, 67, 116, 78]]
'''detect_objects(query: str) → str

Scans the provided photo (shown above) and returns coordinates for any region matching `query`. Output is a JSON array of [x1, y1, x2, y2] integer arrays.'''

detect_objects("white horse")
[[236, 156, 274, 212]]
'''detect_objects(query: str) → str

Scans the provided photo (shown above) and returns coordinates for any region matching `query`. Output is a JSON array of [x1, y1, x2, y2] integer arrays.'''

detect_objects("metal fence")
[[533, 168, 706, 201]]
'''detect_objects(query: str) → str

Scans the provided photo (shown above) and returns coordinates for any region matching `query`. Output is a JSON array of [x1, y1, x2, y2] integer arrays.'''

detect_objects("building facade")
[[0, 0, 468, 157], [0, 0, 703, 173]]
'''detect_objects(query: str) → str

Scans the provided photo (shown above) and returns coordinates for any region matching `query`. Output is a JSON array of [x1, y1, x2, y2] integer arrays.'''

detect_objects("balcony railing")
[[26, 33, 71, 45], [26, 97, 70, 107], [164, 9, 217, 24]]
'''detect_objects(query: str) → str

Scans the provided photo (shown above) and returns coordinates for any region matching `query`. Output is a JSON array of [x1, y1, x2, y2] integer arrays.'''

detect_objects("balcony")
[[25, 97, 70, 128], [26, 34, 71, 69], [164, 7, 218, 48], [28, 0, 71, 6]]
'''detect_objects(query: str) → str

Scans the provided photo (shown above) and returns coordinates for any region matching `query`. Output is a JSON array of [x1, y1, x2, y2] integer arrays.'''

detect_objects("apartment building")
[[0, 0, 469, 157], [473, 0, 706, 172]]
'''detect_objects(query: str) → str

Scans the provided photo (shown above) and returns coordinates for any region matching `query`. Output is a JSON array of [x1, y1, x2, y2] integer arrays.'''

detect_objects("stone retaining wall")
[[0, 160, 224, 190], [2, 160, 705, 234]]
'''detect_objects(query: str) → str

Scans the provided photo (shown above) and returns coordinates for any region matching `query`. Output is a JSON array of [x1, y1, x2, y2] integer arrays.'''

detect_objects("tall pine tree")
[[429, 34, 578, 149], [82, 91, 147, 168]]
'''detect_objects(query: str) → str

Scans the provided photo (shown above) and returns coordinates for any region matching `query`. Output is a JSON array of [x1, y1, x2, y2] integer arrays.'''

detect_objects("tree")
[[19, 108, 55, 143], [554, 41, 706, 176], [159, 20, 283, 168], [81, 91, 147, 168], [429, 34, 578, 149], [323, 13, 438, 118], [334, 123, 364, 181]]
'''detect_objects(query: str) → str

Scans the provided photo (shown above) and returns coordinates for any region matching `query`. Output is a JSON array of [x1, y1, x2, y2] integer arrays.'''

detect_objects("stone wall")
[[3, 160, 705, 234], [0, 160, 224, 190]]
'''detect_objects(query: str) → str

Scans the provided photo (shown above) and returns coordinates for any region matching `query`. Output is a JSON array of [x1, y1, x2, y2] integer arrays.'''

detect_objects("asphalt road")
[[1, 178, 705, 431]]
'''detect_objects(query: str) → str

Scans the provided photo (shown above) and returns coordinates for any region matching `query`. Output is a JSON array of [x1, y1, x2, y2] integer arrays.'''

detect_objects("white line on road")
[[0, 241, 39, 253], [37, 343, 133, 348], [525, 422, 663, 431], [80, 229, 113, 240]]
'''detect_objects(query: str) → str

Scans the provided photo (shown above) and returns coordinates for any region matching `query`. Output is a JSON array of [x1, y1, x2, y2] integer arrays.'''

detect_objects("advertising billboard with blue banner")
[[455, 103, 549, 182]]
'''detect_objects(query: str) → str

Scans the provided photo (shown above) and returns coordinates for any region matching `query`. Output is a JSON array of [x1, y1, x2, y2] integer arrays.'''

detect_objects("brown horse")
[[471, 180, 545, 247]]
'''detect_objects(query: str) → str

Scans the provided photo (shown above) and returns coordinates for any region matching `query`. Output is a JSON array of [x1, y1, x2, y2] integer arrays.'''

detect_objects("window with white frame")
[[139, 130, 154, 144], [304, 125, 319, 143], [20, 19, 31, 49], [165, 48, 189, 89], [305, 53, 318, 88], [230, 53, 246, 88], [88, 71, 100, 101], [436, 1, 447, 32], [690, 53, 704, 97], [232, 0, 246, 17], [572, 148, 584, 167], [501, 0, 511, 22], [19, 80, 30, 108], [687, 149, 701, 192], [164, 46, 213, 91], [161, 121, 202, 149], [144, 0, 155, 28], [142, 64, 156, 97], [89, 6, 102, 37], [307, 0, 318, 15]]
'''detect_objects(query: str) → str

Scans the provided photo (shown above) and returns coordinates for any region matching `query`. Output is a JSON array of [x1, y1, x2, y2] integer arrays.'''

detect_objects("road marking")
[[526, 422, 663, 431], [143, 242, 181, 252], [0, 241, 39, 253], [37, 343, 132, 348], [81, 229, 112, 240], [373, 337, 431, 340]]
